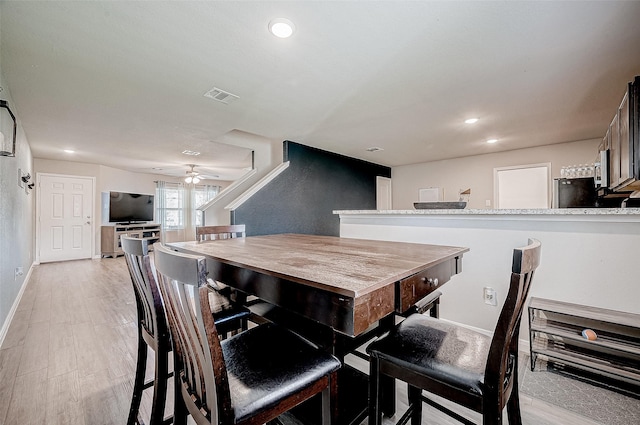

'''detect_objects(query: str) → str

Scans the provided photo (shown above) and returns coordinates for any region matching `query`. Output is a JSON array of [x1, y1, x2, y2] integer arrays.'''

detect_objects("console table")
[[101, 223, 161, 257]]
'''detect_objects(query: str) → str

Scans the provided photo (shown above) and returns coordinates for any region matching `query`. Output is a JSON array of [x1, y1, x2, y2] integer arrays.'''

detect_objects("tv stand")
[[101, 223, 161, 258]]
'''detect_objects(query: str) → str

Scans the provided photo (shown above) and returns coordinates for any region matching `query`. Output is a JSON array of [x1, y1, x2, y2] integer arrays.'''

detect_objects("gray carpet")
[[520, 366, 640, 425]]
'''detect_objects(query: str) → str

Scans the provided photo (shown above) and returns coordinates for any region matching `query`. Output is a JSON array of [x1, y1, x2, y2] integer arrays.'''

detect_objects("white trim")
[[198, 168, 258, 211], [335, 209, 640, 223], [439, 317, 492, 336], [225, 161, 290, 210], [35, 173, 96, 262], [440, 318, 531, 356], [0, 263, 33, 349]]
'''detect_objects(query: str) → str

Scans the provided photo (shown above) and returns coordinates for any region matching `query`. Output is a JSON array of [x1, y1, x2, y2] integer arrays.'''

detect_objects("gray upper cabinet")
[[608, 76, 640, 193], [609, 107, 621, 188]]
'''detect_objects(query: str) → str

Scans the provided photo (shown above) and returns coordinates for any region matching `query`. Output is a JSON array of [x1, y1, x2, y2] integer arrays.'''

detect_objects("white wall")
[[340, 212, 640, 346], [203, 134, 282, 226], [392, 139, 600, 209], [0, 51, 34, 341], [33, 159, 231, 254]]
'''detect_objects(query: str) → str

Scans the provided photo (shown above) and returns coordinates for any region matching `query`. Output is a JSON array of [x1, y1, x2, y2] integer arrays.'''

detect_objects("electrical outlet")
[[15, 267, 24, 281], [485, 199, 491, 207], [483, 287, 497, 306]]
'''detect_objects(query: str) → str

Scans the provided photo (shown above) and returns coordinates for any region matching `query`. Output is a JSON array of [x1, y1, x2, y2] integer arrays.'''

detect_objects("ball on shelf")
[[581, 328, 597, 341]]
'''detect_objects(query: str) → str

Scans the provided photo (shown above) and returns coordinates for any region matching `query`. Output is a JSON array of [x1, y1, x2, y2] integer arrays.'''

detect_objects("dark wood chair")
[[196, 224, 246, 241], [194, 224, 251, 337], [152, 242, 342, 425], [122, 237, 253, 425], [121, 236, 173, 425], [368, 239, 542, 425]]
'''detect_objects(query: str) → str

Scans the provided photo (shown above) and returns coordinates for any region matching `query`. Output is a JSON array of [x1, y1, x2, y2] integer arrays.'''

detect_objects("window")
[[193, 184, 220, 227], [156, 181, 221, 231], [157, 182, 185, 230]]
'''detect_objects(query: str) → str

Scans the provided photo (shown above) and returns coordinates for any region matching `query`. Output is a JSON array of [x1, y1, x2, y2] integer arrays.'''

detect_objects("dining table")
[[167, 233, 469, 425]]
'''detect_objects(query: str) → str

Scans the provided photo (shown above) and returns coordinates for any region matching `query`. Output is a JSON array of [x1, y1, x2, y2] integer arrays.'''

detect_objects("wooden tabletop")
[[168, 233, 469, 298]]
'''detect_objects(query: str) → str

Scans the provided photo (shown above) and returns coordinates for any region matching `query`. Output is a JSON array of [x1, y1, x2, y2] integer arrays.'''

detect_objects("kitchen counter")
[[335, 207, 640, 216], [335, 208, 640, 223], [335, 207, 640, 344]]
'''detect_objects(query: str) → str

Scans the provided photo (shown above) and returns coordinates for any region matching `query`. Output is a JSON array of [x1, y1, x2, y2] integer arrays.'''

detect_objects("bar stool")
[[195, 224, 251, 337], [122, 236, 173, 425], [368, 239, 541, 425], [195, 224, 246, 241], [152, 242, 342, 425], [122, 237, 255, 425]]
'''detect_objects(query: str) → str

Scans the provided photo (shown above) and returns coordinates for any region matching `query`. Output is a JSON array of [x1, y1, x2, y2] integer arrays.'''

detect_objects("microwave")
[[595, 149, 609, 188], [553, 177, 597, 208]]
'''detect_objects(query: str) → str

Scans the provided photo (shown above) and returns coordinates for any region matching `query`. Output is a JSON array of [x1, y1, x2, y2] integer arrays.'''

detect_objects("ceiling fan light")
[[192, 176, 201, 184], [185, 176, 193, 184]]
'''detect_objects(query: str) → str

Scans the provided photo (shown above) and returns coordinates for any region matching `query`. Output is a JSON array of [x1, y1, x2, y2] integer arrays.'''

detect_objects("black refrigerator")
[[553, 177, 597, 208]]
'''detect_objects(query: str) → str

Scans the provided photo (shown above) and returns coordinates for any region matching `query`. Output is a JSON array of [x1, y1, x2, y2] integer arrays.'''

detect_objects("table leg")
[[377, 314, 397, 417]]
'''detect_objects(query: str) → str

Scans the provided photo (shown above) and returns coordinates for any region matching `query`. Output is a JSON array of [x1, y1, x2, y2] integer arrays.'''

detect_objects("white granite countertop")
[[335, 208, 640, 215]]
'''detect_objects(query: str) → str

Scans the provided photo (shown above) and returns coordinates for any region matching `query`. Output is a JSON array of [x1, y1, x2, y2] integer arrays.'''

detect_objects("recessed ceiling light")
[[465, 118, 479, 124], [182, 150, 201, 156], [269, 18, 295, 38], [366, 147, 384, 152], [486, 138, 498, 144], [151, 167, 163, 170], [63, 149, 75, 153]]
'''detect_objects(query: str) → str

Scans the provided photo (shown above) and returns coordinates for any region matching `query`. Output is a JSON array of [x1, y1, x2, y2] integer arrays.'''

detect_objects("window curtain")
[[157, 181, 220, 242], [156, 180, 186, 241], [156, 180, 168, 242]]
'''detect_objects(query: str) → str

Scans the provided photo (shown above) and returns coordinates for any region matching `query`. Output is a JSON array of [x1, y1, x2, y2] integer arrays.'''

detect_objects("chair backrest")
[[196, 224, 246, 242], [485, 238, 541, 405], [152, 242, 230, 425], [121, 236, 169, 350]]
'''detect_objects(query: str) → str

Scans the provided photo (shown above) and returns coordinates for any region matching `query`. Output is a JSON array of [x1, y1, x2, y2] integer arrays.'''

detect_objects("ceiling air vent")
[[204, 87, 239, 104], [366, 147, 384, 152]]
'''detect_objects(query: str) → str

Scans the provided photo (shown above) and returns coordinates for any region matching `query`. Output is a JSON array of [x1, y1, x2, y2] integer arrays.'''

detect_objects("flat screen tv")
[[108, 191, 155, 223]]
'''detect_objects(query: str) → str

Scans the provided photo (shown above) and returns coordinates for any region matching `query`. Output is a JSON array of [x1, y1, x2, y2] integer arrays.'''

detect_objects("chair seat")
[[367, 314, 491, 398], [222, 322, 342, 423]]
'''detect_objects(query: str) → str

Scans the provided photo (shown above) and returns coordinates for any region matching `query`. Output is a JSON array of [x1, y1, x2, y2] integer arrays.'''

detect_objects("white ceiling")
[[2, 1, 640, 181]]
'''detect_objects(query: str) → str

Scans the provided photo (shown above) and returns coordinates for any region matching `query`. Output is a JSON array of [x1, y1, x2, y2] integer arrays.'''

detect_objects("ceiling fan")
[[185, 164, 201, 184]]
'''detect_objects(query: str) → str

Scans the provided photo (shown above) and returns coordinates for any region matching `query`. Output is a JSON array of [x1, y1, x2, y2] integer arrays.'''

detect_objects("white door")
[[38, 174, 94, 263], [376, 176, 392, 210]]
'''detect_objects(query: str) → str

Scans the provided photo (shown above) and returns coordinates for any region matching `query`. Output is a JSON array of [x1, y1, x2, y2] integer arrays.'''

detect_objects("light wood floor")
[[0, 257, 607, 425]]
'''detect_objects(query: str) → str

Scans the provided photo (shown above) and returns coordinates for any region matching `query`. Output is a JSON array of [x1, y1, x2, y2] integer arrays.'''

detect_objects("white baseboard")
[[0, 263, 34, 349], [440, 318, 531, 356]]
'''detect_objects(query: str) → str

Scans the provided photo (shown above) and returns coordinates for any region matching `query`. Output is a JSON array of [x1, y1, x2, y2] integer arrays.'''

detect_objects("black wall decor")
[[232, 141, 391, 236]]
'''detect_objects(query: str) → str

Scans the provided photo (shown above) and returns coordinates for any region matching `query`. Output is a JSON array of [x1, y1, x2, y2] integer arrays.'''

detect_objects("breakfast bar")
[[336, 208, 640, 338]]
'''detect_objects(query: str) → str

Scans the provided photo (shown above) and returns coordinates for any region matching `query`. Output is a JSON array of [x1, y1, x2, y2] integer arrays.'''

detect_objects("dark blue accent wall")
[[232, 141, 391, 236]]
